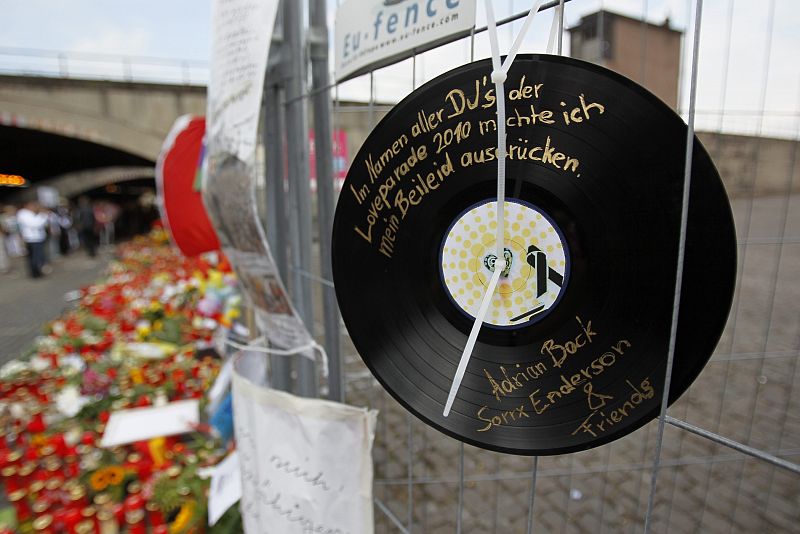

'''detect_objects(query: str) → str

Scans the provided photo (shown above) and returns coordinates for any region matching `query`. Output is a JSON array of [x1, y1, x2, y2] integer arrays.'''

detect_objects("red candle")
[[23, 450, 39, 466], [145, 501, 164, 527], [80, 431, 96, 446], [61, 507, 82, 534], [112, 502, 125, 525], [123, 493, 144, 513], [31, 514, 55, 534], [1, 465, 20, 494], [69, 485, 89, 509], [17, 460, 36, 486], [125, 509, 146, 534], [8, 489, 31, 523]]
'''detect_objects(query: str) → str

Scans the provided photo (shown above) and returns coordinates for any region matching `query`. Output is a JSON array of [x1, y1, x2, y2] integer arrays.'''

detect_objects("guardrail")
[[0, 46, 209, 85]]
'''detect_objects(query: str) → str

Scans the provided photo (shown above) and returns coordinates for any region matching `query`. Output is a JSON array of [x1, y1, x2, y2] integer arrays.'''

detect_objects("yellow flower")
[[136, 322, 152, 338], [30, 434, 48, 448], [88, 465, 126, 491], [207, 270, 223, 289], [129, 367, 145, 385], [169, 501, 196, 533], [148, 437, 167, 467], [105, 466, 125, 485], [89, 469, 108, 491]]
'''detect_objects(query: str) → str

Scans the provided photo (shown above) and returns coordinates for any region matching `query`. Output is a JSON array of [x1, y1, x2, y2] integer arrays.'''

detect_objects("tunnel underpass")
[[0, 124, 157, 239]]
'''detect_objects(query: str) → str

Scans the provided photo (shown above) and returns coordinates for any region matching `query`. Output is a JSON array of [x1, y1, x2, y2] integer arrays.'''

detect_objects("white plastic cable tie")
[[501, 0, 545, 73], [546, 5, 562, 55], [224, 336, 328, 377], [443, 259, 505, 417], [484, 0, 503, 73]]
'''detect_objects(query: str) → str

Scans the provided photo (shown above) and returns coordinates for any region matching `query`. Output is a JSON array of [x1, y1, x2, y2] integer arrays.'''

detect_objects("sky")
[[0, 0, 798, 137]]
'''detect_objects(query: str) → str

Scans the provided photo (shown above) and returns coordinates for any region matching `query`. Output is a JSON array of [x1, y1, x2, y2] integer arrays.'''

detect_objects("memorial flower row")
[[0, 231, 243, 534]]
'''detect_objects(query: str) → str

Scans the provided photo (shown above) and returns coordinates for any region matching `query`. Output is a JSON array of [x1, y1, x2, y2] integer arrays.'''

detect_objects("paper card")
[[207, 451, 243, 526], [100, 399, 199, 448]]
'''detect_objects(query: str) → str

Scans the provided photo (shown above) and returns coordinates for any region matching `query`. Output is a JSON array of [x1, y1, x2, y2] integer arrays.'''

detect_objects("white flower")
[[55, 385, 91, 418], [0, 360, 28, 379], [51, 321, 66, 336], [9, 402, 27, 420], [29, 356, 50, 372], [59, 355, 86, 375]]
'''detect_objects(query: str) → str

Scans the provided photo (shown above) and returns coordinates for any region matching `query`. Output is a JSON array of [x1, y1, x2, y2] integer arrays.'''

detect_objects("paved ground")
[[0, 248, 111, 364]]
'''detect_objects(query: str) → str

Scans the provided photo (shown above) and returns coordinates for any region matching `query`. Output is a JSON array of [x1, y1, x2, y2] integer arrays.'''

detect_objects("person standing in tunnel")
[[57, 202, 73, 256], [0, 206, 9, 274], [17, 201, 48, 278], [76, 196, 97, 258]]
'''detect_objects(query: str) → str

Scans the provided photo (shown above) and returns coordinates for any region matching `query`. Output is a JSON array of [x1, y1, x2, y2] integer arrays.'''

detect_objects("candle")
[[145, 501, 164, 527], [123, 493, 144, 513], [1, 466, 20, 494], [61, 508, 83, 534], [111, 503, 125, 527], [31, 514, 54, 534], [31, 498, 50, 517], [124, 510, 146, 534], [27, 411, 46, 434], [69, 485, 89, 509], [74, 519, 96, 534], [96, 508, 118, 534], [80, 506, 97, 533], [9, 489, 31, 523]]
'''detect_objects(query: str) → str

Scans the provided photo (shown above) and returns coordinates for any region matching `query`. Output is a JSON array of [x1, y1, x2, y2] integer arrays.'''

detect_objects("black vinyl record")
[[332, 55, 736, 455]]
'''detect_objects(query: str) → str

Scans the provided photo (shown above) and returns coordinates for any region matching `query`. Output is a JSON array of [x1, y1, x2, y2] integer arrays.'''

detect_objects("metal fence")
[[258, 0, 800, 532], [0, 0, 795, 531]]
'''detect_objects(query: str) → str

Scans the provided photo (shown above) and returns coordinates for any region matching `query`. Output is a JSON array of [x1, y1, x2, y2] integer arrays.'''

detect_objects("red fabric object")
[[156, 116, 220, 257]]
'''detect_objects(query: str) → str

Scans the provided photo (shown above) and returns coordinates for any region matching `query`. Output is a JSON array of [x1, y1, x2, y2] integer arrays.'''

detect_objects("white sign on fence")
[[232, 352, 378, 534], [335, 0, 477, 82]]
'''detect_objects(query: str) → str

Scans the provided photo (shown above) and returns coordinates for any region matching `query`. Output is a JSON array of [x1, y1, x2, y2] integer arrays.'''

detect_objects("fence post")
[[283, 0, 317, 397], [308, 0, 343, 402], [263, 23, 293, 392]]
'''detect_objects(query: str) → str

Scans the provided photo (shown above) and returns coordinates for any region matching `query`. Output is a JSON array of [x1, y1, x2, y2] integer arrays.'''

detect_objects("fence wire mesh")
[[272, 0, 800, 532]]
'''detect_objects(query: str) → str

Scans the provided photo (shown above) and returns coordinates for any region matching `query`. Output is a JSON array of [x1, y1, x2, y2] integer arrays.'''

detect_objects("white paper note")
[[100, 399, 199, 448], [208, 451, 243, 526]]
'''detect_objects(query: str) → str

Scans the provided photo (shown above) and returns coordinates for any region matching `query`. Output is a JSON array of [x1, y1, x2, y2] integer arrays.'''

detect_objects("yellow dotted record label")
[[440, 198, 569, 328]]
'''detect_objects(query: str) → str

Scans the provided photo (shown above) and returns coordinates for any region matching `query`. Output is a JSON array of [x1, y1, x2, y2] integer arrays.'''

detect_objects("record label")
[[440, 198, 569, 328], [332, 55, 736, 455]]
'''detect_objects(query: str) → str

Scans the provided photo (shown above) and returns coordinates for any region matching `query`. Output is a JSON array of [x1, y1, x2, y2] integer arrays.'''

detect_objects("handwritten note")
[[208, 0, 279, 163], [472, 316, 654, 439], [348, 71, 606, 260], [232, 352, 378, 534]]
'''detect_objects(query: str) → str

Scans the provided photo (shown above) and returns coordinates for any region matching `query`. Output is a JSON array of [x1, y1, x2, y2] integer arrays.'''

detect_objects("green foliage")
[[209, 502, 243, 534]]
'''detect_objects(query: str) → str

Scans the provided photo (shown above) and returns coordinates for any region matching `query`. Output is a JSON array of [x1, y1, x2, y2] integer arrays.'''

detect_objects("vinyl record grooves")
[[332, 55, 736, 455]]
